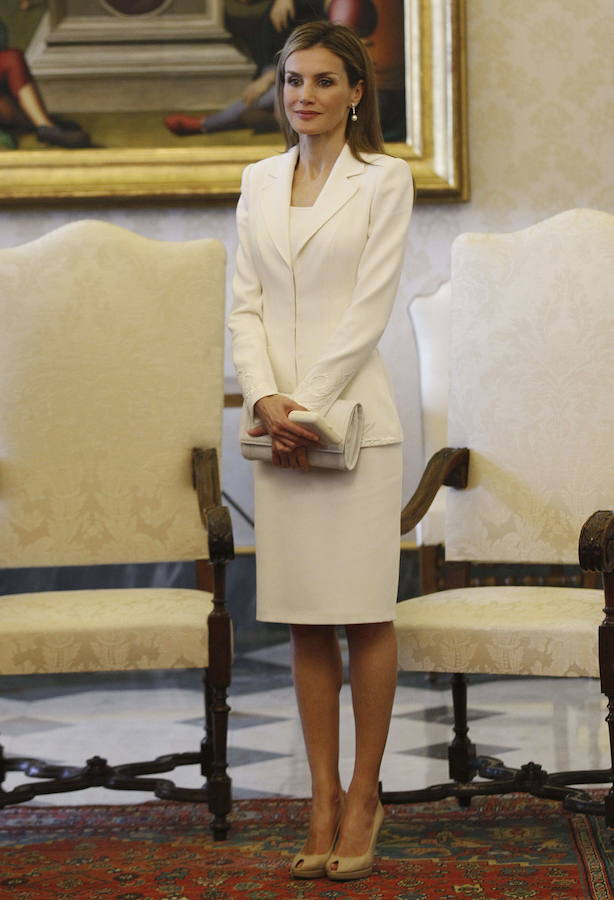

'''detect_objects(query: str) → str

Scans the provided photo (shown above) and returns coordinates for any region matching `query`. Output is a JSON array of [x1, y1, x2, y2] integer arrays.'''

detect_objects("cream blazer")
[[228, 142, 413, 446]]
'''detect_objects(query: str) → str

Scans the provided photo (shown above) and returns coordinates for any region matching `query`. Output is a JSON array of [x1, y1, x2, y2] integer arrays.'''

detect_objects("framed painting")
[[0, 0, 467, 201]]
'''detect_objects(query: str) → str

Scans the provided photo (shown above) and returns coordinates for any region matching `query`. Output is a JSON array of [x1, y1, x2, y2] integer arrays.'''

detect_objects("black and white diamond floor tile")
[[0, 642, 610, 805]]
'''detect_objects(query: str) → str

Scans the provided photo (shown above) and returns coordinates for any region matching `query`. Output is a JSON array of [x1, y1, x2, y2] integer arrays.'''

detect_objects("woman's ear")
[[352, 80, 365, 106]]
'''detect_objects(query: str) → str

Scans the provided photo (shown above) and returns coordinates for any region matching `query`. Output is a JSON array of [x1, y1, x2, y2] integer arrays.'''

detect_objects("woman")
[[228, 21, 412, 881]]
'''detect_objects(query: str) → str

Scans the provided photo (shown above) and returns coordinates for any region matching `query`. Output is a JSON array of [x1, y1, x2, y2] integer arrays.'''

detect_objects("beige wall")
[[1, 0, 612, 543]]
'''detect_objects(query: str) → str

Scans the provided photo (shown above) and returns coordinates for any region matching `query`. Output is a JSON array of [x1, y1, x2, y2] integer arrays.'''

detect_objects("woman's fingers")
[[254, 395, 319, 443], [250, 419, 317, 444], [247, 424, 268, 437], [253, 395, 319, 463], [272, 421, 319, 443], [260, 419, 318, 445], [271, 443, 311, 471], [295, 446, 310, 472], [272, 435, 296, 452]]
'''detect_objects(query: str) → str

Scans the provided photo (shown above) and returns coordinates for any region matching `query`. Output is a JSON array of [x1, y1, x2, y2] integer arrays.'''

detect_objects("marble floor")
[[1, 632, 610, 807]]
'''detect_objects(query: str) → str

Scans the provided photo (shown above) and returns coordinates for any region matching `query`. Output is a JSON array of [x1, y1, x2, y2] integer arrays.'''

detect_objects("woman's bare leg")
[[330, 621, 397, 861], [17, 83, 53, 128], [290, 624, 344, 855]]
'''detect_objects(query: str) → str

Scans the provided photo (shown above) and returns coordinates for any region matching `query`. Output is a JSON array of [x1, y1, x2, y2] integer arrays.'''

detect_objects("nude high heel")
[[290, 793, 344, 879], [325, 799, 384, 881]]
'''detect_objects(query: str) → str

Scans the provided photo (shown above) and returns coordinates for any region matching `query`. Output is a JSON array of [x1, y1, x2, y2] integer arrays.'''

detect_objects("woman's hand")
[[242, 69, 275, 106], [269, 0, 295, 31], [250, 394, 319, 471]]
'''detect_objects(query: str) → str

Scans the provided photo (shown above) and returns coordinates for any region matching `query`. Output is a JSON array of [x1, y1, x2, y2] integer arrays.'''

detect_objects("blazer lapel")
[[293, 144, 365, 257], [259, 144, 366, 267], [260, 146, 298, 269]]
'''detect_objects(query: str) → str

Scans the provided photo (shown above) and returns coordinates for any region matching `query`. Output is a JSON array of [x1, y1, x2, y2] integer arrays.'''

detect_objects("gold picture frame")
[[0, 0, 467, 202]]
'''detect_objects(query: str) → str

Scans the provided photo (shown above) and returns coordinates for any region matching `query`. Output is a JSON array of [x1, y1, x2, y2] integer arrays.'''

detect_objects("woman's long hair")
[[275, 21, 385, 159]]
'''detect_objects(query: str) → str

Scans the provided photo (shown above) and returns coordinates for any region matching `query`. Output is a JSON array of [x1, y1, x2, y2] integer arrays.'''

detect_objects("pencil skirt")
[[253, 443, 403, 624]]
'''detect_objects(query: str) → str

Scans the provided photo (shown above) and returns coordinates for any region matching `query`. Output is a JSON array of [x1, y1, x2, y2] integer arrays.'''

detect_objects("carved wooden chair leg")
[[196, 558, 215, 785], [204, 562, 232, 841], [208, 686, 231, 840], [601, 570, 614, 830], [448, 673, 477, 805], [202, 669, 213, 779], [580, 510, 614, 835]]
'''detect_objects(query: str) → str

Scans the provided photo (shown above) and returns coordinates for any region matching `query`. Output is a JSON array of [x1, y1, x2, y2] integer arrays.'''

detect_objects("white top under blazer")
[[228, 142, 414, 446]]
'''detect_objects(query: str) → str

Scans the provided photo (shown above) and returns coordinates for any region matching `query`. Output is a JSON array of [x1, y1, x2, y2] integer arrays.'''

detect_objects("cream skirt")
[[253, 443, 403, 624]]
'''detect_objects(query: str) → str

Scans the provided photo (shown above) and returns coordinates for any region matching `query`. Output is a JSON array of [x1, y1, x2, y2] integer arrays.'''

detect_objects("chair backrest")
[[0, 220, 226, 568], [409, 281, 451, 546], [446, 208, 614, 564]]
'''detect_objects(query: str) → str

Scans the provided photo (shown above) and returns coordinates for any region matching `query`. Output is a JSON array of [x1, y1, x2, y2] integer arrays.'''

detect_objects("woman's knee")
[[290, 624, 342, 675], [0, 49, 32, 95]]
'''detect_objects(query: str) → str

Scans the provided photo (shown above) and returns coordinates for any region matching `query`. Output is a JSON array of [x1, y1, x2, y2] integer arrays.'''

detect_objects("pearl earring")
[[351, 104, 358, 122]]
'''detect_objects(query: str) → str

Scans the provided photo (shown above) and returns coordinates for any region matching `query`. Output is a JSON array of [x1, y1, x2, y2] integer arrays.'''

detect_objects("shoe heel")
[[326, 800, 384, 881], [290, 793, 345, 879]]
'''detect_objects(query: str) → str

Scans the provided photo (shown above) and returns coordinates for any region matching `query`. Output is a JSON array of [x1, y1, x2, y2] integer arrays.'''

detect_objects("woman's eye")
[[287, 76, 301, 86], [319, 79, 333, 87]]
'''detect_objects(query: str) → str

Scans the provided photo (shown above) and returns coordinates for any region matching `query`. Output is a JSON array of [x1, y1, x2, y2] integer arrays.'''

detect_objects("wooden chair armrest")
[[203, 506, 235, 566], [401, 447, 470, 536], [579, 510, 614, 574], [192, 448, 235, 565]]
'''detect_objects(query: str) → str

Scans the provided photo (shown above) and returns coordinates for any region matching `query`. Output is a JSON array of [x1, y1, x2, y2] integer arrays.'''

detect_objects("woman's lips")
[[294, 111, 320, 118]]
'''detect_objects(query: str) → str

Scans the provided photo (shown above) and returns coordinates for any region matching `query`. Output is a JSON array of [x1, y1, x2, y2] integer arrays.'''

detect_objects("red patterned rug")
[[1, 795, 614, 899]]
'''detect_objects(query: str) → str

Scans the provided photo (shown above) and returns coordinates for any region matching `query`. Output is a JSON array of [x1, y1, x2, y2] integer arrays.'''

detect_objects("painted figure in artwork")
[[0, 18, 90, 150], [164, 0, 411, 141]]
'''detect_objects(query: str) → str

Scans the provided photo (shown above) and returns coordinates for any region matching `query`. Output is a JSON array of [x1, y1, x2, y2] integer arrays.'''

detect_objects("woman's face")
[[283, 45, 364, 141]]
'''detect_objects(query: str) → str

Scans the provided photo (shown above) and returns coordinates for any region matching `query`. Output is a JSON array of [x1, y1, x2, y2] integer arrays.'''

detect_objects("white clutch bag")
[[240, 400, 364, 471]]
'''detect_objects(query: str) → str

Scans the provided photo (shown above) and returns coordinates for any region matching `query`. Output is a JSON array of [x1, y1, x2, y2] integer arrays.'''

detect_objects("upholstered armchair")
[[388, 209, 614, 827], [0, 221, 233, 839]]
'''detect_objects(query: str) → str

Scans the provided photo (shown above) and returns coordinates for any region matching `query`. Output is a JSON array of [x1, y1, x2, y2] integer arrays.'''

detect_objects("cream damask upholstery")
[[388, 208, 614, 814], [396, 208, 614, 676], [445, 211, 614, 565], [0, 221, 224, 569], [0, 589, 215, 674], [409, 280, 450, 548], [0, 220, 226, 672], [396, 585, 601, 677], [0, 221, 233, 838]]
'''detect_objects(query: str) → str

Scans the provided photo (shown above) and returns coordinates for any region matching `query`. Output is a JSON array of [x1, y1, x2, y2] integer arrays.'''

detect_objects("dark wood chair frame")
[[382, 447, 614, 832], [0, 447, 234, 841]]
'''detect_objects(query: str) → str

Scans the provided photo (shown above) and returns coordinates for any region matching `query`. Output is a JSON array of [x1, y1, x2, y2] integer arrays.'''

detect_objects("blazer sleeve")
[[291, 157, 413, 414], [228, 164, 279, 416]]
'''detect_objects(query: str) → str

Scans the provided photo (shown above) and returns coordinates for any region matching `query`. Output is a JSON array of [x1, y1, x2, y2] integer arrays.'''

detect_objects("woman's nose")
[[299, 84, 315, 103]]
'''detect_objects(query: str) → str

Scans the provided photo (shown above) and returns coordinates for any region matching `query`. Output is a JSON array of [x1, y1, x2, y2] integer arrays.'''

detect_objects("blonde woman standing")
[[229, 21, 413, 881]]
